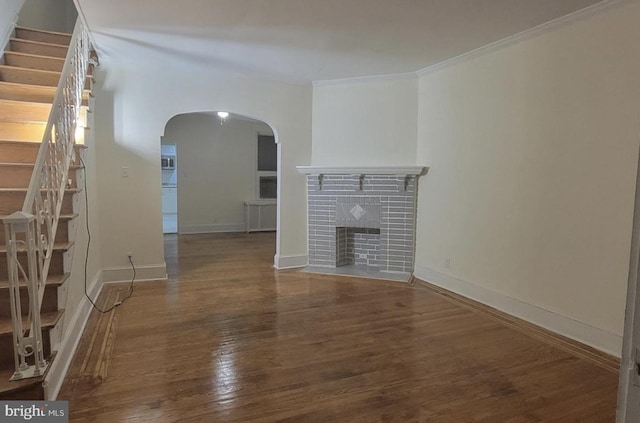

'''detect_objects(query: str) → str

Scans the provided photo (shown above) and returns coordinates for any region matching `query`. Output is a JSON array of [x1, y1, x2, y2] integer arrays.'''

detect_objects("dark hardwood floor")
[[59, 232, 619, 422]]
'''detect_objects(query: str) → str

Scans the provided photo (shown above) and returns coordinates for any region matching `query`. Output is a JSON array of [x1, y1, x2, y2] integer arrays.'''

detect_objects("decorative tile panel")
[[336, 199, 380, 228]]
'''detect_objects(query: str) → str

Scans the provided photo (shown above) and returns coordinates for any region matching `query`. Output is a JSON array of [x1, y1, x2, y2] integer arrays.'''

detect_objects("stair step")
[[0, 249, 65, 276], [0, 65, 59, 88], [0, 311, 61, 399], [0, 65, 92, 91], [0, 274, 68, 318], [0, 162, 80, 189], [0, 121, 45, 142], [0, 140, 86, 164], [0, 241, 74, 254], [0, 99, 90, 125], [0, 214, 77, 244], [0, 99, 49, 123], [3, 51, 64, 73], [0, 243, 71, 277], [0, 366, 45, 400], [0, 187, 81, 193], [0, 309, 63, 336], [15, 27, 71, 46], [0, 213, 77, 221], [0, 211, 76, 244], [9, 39, 67, 59], [0, 273, 70, 290], [3, 52, 96, 77], [0, 81, 91, 106], [0, 311, 63, 374], [0, 188, 77, 215]]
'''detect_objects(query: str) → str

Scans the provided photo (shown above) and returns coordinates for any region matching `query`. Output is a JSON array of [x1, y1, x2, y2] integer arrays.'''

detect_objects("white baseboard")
[[274, 254, 308, 270], [179, 223, 245, 234], [102, 263, 167, 284], [45, 269, 103, 400], [413, 265, 622, 357]]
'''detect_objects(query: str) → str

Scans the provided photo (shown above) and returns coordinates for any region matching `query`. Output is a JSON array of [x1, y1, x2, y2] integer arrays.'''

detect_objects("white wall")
[[46, 102, 104, 399], [414, 1, 640, 355], [312, 77, 418, 166], [92, 66, 312, 278], [63, 131, 102, 330], [18, 0, 76, 33], [163, 113, 273, 233], [0, 0, 24, 50]]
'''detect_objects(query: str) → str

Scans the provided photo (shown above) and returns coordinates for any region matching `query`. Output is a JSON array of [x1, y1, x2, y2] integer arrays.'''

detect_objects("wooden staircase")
[[0, 26, 90, 399]]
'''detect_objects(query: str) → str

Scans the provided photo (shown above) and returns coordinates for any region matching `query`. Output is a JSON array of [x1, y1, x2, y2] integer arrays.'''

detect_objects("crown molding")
[[417, 0, 630, 77], [312, 71, 417, 87]]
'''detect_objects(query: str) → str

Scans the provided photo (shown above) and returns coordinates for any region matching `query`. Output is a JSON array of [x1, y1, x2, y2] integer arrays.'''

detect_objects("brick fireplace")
[[297, 166, 426, 280]]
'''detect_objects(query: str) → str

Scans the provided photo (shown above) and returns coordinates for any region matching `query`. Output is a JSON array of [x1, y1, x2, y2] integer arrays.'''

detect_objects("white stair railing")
[[2, 20, 93, 381]]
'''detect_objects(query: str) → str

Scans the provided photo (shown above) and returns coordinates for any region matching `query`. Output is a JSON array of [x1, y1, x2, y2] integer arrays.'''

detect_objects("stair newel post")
[[3, 218, 22, 378], [3, 212, 42, 380], [25, 216, 46, 375]]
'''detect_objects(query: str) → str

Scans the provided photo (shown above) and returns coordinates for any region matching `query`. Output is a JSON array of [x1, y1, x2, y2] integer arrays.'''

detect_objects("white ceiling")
[[78, 0, 605, 84]]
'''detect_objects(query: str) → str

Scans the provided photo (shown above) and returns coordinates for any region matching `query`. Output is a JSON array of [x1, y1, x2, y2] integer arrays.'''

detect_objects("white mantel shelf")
[[296, 166, 427, 176]]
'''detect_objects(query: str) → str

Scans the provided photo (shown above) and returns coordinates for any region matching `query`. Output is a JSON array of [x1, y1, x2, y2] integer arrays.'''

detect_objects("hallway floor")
[[59, 233, 619, 422]]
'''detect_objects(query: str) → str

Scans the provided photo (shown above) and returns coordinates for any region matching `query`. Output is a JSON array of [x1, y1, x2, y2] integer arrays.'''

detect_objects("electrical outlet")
[[121, 166, 129, 178], [127, 252, 133, 259], [445, 258, 451, 269]]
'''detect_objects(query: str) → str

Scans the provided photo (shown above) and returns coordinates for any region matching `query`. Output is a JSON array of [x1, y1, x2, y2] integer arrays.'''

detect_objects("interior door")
[[617, 147, 640, 422]]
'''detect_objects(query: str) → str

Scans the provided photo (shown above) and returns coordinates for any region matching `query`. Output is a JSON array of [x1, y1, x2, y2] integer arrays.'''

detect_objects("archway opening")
[[160, 111, 278, 269]]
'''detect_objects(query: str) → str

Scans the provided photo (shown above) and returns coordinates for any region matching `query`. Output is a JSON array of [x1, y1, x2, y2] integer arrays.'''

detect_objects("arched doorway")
[[160, 111, 279, 270]]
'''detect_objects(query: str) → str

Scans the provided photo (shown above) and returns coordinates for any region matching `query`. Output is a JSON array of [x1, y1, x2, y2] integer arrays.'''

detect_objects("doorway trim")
[[617, 143, 640, 422]]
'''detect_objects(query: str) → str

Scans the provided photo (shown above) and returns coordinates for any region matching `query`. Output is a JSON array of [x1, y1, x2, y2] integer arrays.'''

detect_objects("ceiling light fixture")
[[217, 111, 229, 125]]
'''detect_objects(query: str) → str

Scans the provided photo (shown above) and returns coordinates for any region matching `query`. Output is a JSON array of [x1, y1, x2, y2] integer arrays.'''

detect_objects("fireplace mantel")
[[296, 166, 427, 177]]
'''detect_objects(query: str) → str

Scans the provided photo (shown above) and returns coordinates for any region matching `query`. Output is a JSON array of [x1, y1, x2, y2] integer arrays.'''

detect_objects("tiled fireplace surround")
[[297, 167, 426, 278]]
